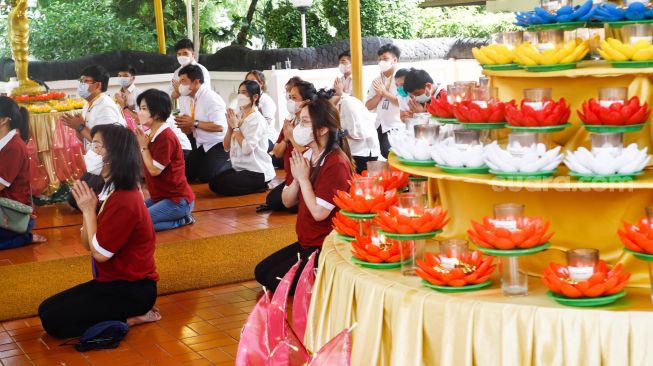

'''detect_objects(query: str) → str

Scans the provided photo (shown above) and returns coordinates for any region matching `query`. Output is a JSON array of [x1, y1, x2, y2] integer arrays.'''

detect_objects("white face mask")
[[287, 99, 301, 114], [177, 55, 192, 66], [179, 84, 192, 96], [339, 63, 351, 75], [84, 149, 104, 175], [378, 60, 393, 73], [293, 124, 314, 146], [237, 94, 252, 107], [77, 82, 91, 99], [119, 77, 132, 88], [137, 109, 152, 127]]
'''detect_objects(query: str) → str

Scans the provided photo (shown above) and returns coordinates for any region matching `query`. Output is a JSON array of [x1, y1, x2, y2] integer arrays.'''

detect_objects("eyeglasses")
[[90, 141, 104, 150], [79, 78, 97, 84]]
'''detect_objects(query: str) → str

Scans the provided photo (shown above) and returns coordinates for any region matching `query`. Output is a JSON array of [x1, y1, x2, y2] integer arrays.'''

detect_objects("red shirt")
[[0, 132, 31, 205], [297, 151, 352, 248], [144, 126, 194, 204], [276, 130, 295, 185], [93, 189, 159, 282]]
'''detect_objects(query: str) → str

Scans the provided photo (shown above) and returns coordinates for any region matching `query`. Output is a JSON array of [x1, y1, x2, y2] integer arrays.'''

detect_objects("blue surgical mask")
[[78, 82, 91, 99], [397, 86, 408, 98]]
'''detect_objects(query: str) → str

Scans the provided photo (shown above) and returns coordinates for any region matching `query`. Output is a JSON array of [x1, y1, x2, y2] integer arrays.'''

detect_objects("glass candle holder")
[[646, 205, 653, 221], [447, 85, 471, 103], [353, 177, 382, 200], [369, 223, 386, 247], [366, 160, 389, 178], [471, 87, 489, 108], [490, 32, 503, 45], [591, 132, 624, 156], [400, 239, 425, 276], [439, 238, 469, 270], [501, 31, 523, 49], [523, 88, 552, 111], [478, 77, 490, 89], [502, 256, 529, 296], [397, 192, 427, 213], [493, 203, 525, 231], [622, 23, 653, 45], [598, 87, 628, 108], [566, 248, 599, 281], [414, 124, 439, 146], [536, 29, 564, 52], [408, 179, 427, 202], [454, 129, 481, 148], [414, 112, 432, 125], [508, 132, 538, 156]]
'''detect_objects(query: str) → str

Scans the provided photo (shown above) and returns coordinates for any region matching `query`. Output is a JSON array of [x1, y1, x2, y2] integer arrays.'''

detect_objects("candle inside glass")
[[493, 203, 525, 232], [353, 177, 382, 200], [471, 87, 489, 108], [567, 248, 599, 281], [439, 239, 469, 270], [414, 124, 439, 146], [508, 132, 538, 156], [454, 129, 481, 149], [598, 87, 627, 108], [500, 31, 524, 50], [408, 179, 427, 203], [448, 84, 471, 103], [369, 224, 387, 248], [536, 29, 564, 52], [366, 161, 389, 179], [397, 193, 427, 215], [591, 132, 623, 156], [523, 88, 552, 111], [622, 23, 653, 45]]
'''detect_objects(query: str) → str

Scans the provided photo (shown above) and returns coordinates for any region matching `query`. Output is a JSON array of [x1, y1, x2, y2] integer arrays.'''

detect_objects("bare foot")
[[126, 308, 162, 327], [31, 234, 47, 243]]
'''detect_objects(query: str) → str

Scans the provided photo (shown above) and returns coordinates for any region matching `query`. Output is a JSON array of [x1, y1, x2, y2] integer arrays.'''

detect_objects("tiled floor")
[[0, 180, 295, 266], [1, 176, 295, 365], [0, 282, 262, 365]]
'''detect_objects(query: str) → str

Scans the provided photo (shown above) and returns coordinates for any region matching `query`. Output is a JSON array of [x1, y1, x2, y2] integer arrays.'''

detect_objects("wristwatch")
[[233, 127, 240, 132], [75, 123, 86, 133], [193, 120, 200, 128]]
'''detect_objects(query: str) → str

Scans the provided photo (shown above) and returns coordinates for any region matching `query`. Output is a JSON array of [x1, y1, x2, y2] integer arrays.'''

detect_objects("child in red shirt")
[[255, 85, 354, 293]]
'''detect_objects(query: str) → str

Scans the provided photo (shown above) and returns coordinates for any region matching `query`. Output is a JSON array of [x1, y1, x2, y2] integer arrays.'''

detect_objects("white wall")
[[1, 59, 482, 135]]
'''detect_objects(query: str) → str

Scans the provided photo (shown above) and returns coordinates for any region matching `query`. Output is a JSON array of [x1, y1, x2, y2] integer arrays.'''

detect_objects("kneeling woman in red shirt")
[[255, 89, 354, 292], [39, 124, 160, 338], [134, 89, 195, 230]]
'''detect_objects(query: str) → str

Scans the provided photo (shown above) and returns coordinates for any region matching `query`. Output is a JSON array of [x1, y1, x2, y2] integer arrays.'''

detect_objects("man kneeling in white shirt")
[[174, 65, 230, 183]]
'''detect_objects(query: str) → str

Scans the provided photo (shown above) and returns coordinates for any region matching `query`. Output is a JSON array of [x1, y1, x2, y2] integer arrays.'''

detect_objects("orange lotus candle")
[[567, 248, 599, 282], [439, 238, 469, 270]]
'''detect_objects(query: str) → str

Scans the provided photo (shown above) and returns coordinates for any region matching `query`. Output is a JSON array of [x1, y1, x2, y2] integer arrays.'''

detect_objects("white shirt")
[[258, 92, 278, 142], [81, 93, 126, 149], [178, 84, 227, 151], [164, 116, 192, 151], [339, 75, 353, 95], [365, 73, 402, 133], [171, 60, 212, 91], [118, 83, 142, 110], [227, 110, 275, 182], [338, 94, 381, 158]]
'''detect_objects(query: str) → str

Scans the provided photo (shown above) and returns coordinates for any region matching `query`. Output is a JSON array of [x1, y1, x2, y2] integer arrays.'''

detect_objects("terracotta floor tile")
[[0, 344, 19, 353], [185, 334, 237, 352], [0, 349, 23, 359], [220, 343, 239, 358], [151, 352, 204, 365], [156, 341, 194, 356], [15, 339, 50, 354], [196, 348, 234, 363], [185, 322, 220, 336], [0, 354, 34, 366], [1, 321, 30, 332]]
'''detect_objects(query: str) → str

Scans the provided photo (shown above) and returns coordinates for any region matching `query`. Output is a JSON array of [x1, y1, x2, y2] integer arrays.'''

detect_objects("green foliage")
[[264, 1, 334, 48], [322, 0, 418, 40], [417, 6, 518, 39]]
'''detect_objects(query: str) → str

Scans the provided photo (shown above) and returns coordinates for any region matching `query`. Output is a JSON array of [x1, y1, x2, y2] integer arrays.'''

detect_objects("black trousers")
[[254, 242, 320, 294], [38, 279, 157, 339], [185, 143, 231, 183], [209, 168, 268, 196], [377, 126, 391, 159], [353, 154, 378, 174], [265, 182, 298, 213]]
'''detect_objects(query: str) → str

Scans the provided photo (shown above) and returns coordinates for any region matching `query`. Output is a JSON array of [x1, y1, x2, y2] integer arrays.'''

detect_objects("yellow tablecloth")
[[305, 235, 653, 366], [389, 154, 653, 288], [485, 65, 653, 151]]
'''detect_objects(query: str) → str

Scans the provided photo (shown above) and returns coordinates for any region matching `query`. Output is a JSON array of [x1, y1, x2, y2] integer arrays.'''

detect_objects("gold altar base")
[[306, 236, 653, 366], [11, 80, 46, 97]]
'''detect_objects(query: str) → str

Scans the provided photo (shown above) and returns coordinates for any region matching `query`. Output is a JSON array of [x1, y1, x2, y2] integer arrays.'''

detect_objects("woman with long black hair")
[[39, 124, 160, 338], [255, 88, 355, 293], [209, 80, 275, 196], [0, 96, 46, 249]]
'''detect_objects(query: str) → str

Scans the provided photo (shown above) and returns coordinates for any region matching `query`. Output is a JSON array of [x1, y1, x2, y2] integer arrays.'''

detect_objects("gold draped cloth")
[[305, 235, 653, 366], [27, 111, 85, 197]]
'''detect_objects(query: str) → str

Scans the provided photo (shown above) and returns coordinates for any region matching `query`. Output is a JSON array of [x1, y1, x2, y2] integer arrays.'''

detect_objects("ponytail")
[[18, 107, 30, 141], [0, 96, 30, 142]]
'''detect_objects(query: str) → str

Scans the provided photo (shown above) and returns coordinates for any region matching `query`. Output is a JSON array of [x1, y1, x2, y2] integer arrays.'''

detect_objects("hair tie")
[[337, 129, 349, 139]]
